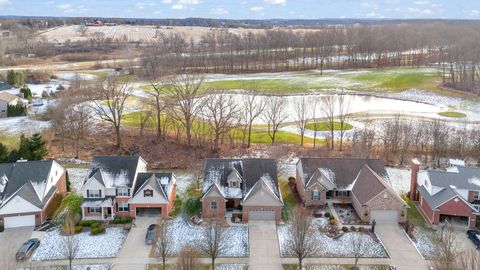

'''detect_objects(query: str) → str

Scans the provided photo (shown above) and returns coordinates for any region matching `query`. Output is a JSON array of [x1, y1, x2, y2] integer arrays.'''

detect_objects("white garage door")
[[4, 215, 36, 228], [371, 210, 398, 223], [249, 210, 275, 221]]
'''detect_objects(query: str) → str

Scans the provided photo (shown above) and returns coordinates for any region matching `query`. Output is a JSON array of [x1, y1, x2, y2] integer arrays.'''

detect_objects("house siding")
[[437, 197, 477, 228], [419, 194, 435, 224], [304, 183, 327, 206], [365, 190, 407, 223], [202, 195, 226, 219]]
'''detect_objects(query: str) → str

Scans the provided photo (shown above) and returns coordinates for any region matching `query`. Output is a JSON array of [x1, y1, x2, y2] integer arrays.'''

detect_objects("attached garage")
[[248, 210, 276, 221], [135, 207, 162, 217], [371, 210, 398, 223], [4, 215, 36, 228]]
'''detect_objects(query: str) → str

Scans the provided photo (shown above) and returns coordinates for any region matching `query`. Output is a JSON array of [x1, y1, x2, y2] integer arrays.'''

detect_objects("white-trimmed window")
[[89, 207, 101, 213], [336, 190, 349, 197], [117, 188, 129, 197], [211, 200, 218, 209], [118, 202, 129, 212], [88, 189, 101, 198], [230, 181, 238, 188], [473, 191, 480, 200], [312, 190, 320, 201]]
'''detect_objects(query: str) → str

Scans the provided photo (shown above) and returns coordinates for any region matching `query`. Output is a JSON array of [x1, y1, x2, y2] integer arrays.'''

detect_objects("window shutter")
[[311, 191, 313, 200], [99, 190, 102, 197], [127, 189, 130, 197], [127, 204, 130, 212], [115, 189, 118, 196], [87, 190, 90, 197], [86, 207, 90, 213]]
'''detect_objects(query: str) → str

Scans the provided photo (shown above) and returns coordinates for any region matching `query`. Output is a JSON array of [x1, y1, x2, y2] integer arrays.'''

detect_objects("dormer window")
[[473, 191, 480, 200], [117, 188, 129, 197], [230, 181, 238, 188], [227, 170, 242, 189], [87, 189, 101, 198]]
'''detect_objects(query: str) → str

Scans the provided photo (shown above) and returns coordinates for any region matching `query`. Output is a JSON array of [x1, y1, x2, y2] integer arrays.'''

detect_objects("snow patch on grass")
[[32, 228, 127, 260], [411, 227, 439, 259], [66, 167, 89, 192], [277, 219, 387, 258], [169, 217, 248, 257], [386, 167, 411, 195]]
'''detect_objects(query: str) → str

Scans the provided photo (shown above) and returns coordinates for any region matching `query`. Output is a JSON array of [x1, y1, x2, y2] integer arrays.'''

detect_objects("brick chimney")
[[410, 159, 420, 201]]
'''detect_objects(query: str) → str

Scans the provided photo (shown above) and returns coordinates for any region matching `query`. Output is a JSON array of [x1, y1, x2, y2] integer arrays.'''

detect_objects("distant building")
[[0, 92, 20, 118]]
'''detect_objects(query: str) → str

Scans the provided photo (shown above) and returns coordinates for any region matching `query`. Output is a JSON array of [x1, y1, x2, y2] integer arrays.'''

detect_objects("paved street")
[[248, 220, 282, 270]]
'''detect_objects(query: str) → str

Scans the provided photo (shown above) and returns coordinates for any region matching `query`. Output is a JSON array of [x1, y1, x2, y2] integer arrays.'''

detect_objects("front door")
[[326, 190, 333, 199], [226, 200, 235, 210]]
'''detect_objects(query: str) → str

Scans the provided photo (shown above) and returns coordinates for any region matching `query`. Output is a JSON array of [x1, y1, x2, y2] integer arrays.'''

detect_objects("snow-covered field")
[[277, 219, 387, 258], [285, 265, 388, 270], [169, 217, 249, 257], [41, 265, 111, 270], [215, 264, 247, 270], [0, 116, 51, 136], [386, 167, 411, 195], [32, 228, 127, 260]]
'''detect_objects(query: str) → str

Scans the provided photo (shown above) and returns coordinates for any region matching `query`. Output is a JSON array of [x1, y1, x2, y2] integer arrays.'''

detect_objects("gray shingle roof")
[[203, 158, 279, 199], [0, 160, 57, 208], [418, 185, 458, 209], [86, 156, 142, 188], [134, 172, 174, 198], [427, 166, 480, 191], [299, 157, 388, 189]]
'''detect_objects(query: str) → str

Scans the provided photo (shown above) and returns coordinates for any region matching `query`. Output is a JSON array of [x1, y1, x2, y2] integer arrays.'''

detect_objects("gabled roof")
[[202, 158, 279, 199], [298, 157, 388, 189], [419, 184, 478, 212], [86, 156, 144, 188], [306, 168, 337, 190], [133, 172, 175, 199], [0, 160, 57, 208], [242, 175, 283, 203], [425, 166, 480, 191], [0, 92, 18, 103]]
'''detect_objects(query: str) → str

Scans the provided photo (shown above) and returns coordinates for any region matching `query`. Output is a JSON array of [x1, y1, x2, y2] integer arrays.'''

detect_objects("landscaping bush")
[[74, 225, 83, 234], [342, 226, 349, 232], [350, 226, 356, 232], [90, 225, 106, 235], [328, 215, 335, 221], [0, 224, 4, 232], [172, 197, 184, 216], [324, 212, 331, 218], [358, 227, 366, 233], [6, 70, 25, 87], [184, 198, 201, 216], [20, 86, 32, 100], [113, 216, 133, 224], [79, 220, 93, 227], [91, 221, 100, 228], [54, 193, 83, 218], [329, 218, 337, 226]]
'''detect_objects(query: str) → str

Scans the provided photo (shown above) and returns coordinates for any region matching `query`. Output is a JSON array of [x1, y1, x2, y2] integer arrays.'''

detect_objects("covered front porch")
[[81, 198, 114, 221], [225, 199, 243, 224]]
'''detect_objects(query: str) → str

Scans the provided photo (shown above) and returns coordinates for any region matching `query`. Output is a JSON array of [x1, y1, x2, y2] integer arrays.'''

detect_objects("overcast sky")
[[0, 0, 479, 20]]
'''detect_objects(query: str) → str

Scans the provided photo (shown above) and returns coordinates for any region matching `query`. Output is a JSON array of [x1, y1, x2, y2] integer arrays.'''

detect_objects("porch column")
[[82, 207, 85, 219], [101, 207, 105, 220]]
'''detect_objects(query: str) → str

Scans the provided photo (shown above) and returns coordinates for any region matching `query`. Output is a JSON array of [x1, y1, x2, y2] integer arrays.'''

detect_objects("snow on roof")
[[468, 177, 480, 187], [221, 187, 243, 199], [0, 174, 7, 193], [203, 167, 222, 194], [30, 180, 46, 201], [259, 173, 279, 197], [101, 169, 130, 188], [160, 176, 169, 186], [319, 168, 336, 184]]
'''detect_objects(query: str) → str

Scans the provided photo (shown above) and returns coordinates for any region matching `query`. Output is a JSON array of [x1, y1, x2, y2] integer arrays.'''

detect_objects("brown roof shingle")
[[351, 165, 387, 205]]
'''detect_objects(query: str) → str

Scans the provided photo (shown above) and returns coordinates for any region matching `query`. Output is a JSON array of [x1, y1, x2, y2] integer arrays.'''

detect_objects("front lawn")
[[277, 218, 387, 258], [401, 195, 425, 228], [32, 228, 127, 260], [283, 265, 389, 270], [169, 217, 249, 257]]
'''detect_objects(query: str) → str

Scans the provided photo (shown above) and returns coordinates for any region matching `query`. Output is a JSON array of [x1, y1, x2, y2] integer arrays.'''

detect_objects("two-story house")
[[410, 159, 480, 228], [80, 156, 176, 220], [0, 160, 67, 228], [296, 157, 408, 223], [201, 158, 283, 223]]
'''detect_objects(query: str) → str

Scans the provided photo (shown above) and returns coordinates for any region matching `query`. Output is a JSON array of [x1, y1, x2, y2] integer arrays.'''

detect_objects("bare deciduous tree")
[[203, 92, 239, 153], [458, 248, 480, 270], [337, 93, 351, 151], [146, 81, 168, 142], [321, 95, 336, 150], [65, 104, 90, 159], [294, 96, 310, 147], [77, 25, 88, 37], [90, 76, 132, 148], [242, 84, 266, 148], [285, 206, 317, 269], [154, 218, 172, 270], [197, 219, 226, 269], [167, 74, 206, 147], [352, 233, 366, 269], [262, 96, 288, 145], [61, 211, 79, 270], [176, 245, 200, 270], [433, 225, 459, 270]]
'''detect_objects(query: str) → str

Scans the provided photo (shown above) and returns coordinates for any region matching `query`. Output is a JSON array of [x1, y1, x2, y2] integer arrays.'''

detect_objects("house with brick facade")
[[410, 159, 480, 228], [296, 157, 408, 223], [201, 158, 283, 223], [0, 160, 67, 228], [80, 156, 176, 220]]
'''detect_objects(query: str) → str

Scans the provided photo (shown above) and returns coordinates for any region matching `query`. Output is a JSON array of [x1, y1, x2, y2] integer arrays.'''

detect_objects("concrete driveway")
[[0, 226, 34, 269], [375, 223, 430, 270], [115, 216, 158, 270], [248, 220, 282, 270]]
